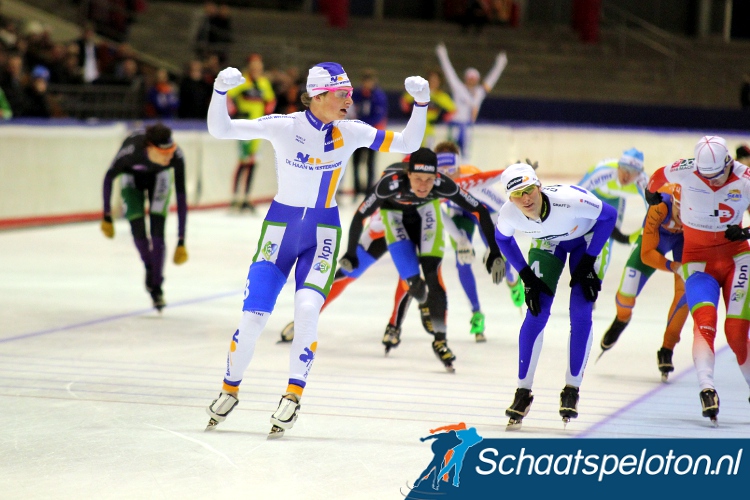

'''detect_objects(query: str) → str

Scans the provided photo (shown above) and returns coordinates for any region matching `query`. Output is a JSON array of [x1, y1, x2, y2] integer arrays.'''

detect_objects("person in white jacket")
[[203, 62, 429, 437], [435, 43, 507, 158]]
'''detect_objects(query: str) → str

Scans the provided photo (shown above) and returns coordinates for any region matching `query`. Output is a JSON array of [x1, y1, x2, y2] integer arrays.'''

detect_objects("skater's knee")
[[294, 288, 325, 318], [243, 261, 286, 311]]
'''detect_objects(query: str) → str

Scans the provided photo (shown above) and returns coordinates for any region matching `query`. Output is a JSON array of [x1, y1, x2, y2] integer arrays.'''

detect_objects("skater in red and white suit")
[[647, 135, 750, 423]]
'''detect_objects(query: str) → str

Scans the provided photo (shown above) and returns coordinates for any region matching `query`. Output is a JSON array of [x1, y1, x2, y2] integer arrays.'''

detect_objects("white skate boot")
[[268, 394, 301, 439], [205, 391, 238, 431]]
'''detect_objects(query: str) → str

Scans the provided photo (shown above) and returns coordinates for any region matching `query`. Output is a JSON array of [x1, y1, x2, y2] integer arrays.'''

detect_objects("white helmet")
[[694, 136, 730, 176]]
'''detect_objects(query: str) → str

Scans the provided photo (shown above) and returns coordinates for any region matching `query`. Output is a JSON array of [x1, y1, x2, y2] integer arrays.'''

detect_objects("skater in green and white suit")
[[578, 148, 648, 278]]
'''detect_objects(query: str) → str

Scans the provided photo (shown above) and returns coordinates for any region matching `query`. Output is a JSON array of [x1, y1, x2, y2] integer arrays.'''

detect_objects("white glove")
[[455, 231, 475, 265], [483, 249, 506, 285], [436, 43, 448, 57], [214, 67, 245, 92], [405, 76, 430, 103]]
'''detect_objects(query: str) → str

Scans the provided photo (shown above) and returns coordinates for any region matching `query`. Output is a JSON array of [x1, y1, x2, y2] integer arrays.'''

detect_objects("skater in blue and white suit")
[[204, 62, 429, 436]]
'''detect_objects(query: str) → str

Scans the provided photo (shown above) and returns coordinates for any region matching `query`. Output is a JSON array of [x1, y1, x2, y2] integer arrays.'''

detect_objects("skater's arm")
[[586, 203, 618, 257], [645, 166, 668, 204], [641, 202, 677, 273], [494, 229, 526, 272], [482, 51, 508, 93], [435, 43, 462, 94], [372, 98, 427, 154], [172, 149, 188, 242], [444, 182, 500, 257], [207, 67, 277, 141], [347, 183, 387, 259]]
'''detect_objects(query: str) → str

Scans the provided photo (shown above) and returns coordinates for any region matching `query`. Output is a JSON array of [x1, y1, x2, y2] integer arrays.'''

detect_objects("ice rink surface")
[[2, 196, 750, 499]]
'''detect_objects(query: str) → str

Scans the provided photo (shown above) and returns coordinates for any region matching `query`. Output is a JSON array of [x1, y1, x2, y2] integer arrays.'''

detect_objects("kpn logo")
[[404, 422, 483, 499], [262, 241, 278, 261], [313, 260, 330, 273]]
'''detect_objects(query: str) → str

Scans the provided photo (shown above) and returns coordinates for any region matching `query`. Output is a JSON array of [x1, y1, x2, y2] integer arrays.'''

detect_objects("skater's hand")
[[724, 224, 750, 241], [100, 214, 114, 239], [496, 51, 508, 71], [214, 67, 245, 93], [436, 43, 448, 57], [569, 253, 601, 302], [645, 189, 663, 206], [483, 250, 505, 284], [338, 252, 359, 273], [519, 266, 553, 316], [405, 76, 430, 104], [668, 260, 682, 274], [455, 231, 475, 264], [406, 275, 428, 304], [173, 240, 188, 265]]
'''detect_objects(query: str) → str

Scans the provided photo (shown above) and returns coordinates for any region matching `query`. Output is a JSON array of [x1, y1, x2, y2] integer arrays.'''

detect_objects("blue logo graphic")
[[299, 347, 315, 364], [406, 423, 483, 497], [296, 152, 310, 163]]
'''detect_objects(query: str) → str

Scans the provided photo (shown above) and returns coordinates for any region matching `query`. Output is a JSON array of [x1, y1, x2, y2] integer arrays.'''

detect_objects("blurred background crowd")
[[1, 0, 749, 124]]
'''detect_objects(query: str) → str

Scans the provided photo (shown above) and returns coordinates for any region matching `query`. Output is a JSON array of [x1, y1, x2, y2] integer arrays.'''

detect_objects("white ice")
[[2, 195, 749, 499]]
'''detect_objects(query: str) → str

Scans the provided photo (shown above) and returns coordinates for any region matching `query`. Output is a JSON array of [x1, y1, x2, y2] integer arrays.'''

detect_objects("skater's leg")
[[685, 271, 721, 390], [148, 214, 167, 292], [663, 274, 688, 350], [128, 217, 152, 285], [725, 317, 750, 388], [567, 285, 594, 387], [287, 288, 325, 399]]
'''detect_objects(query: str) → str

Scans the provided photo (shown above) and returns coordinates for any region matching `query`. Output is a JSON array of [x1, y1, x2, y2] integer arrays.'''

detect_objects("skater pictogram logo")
[[404, 423, 484, 498]]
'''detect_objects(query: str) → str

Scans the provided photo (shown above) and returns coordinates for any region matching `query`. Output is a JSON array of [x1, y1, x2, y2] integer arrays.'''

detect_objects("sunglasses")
[[313, 87, 353, 99], [508, 184, 537, 198]]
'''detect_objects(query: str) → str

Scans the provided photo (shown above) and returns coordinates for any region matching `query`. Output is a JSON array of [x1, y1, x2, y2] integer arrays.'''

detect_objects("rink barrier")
[[0, 118, 748, 229]]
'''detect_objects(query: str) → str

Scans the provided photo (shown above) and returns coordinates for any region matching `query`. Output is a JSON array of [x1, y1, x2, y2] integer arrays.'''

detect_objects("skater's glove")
[[724, 224, 750, 241], [406, 275, 428, 304], [214, 67, 245, 93], [628, 228, 642, 244], [405, 76, 430, 103], [645, 189, 663, 206], [173, 239, 188, 265], [519, 266, 553, 317], [569, 253, 601, 302], [610, 227, 631, 245], [455, 231, 475, 264], [483, 249, 505, 284], [100, 214, 114, 239], [338, 252, 359, 273]]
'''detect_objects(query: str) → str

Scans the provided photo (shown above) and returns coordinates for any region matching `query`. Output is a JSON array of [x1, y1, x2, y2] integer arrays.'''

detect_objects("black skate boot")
[[278, 321, 294, 343], [657, 347, 674, 382], [699, 388, 719, 426], [150, 285, 165, 312], [505, 388, 534, 430], [432, 340, 456, 373], [560, 385, 580, 427], [382, 324, 401, 354], [598, 318, 629, 355]]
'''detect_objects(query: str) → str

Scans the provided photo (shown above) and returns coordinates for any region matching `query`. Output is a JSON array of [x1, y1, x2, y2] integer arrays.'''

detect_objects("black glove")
[[406, 275, 428, 304], [645, 190, 663, 206], [519, 266, 553, 317], [724, 225, 750, 241], [339, 251, 359, 273], [569, 253, 601, 302], [610, 227, 631, 245]]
